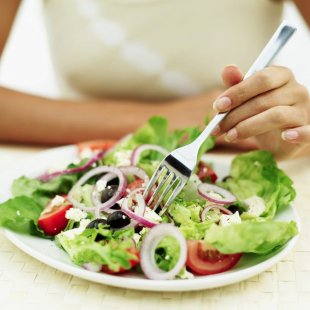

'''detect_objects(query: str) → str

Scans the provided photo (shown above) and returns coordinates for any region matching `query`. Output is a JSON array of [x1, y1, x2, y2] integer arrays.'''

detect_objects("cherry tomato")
[[186, 240, 242, 275], [197, 162, 218, 183], [77, 140, 115, 154], [127, 178, 145, 192], [101, 247, 140, 274], [38, 196, 73, 236]]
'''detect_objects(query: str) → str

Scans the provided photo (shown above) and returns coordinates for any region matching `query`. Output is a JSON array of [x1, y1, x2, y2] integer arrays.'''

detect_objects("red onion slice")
[[39, 151, 105, 181], [68, 166, 126, 217], [198, 183, 236, 205], [121, 194, 157, 228], [140, 224, 187, 280], [200, 204, 233, 221], [131, 144, 168, 166], [90, 166, 148, 217], [91, 172, 120, 215]]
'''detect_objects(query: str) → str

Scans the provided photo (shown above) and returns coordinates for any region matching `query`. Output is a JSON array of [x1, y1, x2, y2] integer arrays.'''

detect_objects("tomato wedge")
[[38, 196, 73, 236], [77, 140, 115, 154], [101, 247, 140, 274], [197, 162, 218, 183], [186, 240, 242, 275], [127, 178, 145, 192]]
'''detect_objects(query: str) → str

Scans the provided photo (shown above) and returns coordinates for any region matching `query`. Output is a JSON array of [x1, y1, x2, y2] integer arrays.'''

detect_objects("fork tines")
[[143, 155, 191, 216]]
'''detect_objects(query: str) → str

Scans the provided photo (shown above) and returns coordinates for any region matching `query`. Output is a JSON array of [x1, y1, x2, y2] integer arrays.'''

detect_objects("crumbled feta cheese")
[[144, 207, 162, 223], [96, 179, 107, 192], [244, 195, 266, 217], [220, 211, 241, 226], [62, 219, 91, 239], [133, 233, 141, 245], [79, 219, 91, 230], [114, 150, 131, 166], [51, 195, 65, 207], [65, 208, 87, 222], [80, 147, 94, 159]]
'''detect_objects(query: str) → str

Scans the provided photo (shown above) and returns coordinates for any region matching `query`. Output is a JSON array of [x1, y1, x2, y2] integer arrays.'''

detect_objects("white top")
[[43, 0, 283, 100], [1, 0, 310, 101]]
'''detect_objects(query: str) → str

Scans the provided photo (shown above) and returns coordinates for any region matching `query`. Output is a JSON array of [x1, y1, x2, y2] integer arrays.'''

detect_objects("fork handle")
[[191, 20, 296, 150]]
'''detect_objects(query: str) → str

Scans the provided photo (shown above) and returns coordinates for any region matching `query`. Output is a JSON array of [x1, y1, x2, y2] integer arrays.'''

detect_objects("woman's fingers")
[[214, 66, 293, 112], [223, 105, 307, 142], [282, 125, 310, 144], [221, 65, 243, 87], [217, 83, 308, 134]]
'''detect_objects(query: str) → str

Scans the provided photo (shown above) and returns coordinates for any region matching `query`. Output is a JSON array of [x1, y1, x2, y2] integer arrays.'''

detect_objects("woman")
[[0, 0, 309, 159]]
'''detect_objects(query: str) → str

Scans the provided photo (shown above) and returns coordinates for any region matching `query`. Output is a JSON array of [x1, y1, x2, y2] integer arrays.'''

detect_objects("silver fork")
[[144, 21, 296, 215]]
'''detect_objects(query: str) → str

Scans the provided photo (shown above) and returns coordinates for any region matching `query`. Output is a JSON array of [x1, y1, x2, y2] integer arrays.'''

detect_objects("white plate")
[[0, 146, 300, 292]]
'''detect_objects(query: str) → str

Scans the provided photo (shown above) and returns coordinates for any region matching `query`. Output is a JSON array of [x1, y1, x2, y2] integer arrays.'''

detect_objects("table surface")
[[0, 145, 309, 310]]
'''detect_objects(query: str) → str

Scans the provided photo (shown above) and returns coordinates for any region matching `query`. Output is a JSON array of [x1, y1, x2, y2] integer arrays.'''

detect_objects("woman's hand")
[[213, 65, 310, 159]]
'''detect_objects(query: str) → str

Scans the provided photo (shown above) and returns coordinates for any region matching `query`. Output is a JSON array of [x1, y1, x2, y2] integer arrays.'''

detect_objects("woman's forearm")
[[0, 87, 168, 145], [293, 0, 310, 28], [0, 0, 20, 55], [0, 87, 221, 145]]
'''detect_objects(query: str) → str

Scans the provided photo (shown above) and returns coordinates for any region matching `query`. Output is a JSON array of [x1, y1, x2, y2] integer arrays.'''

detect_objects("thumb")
[[221, 65, 244, 87]]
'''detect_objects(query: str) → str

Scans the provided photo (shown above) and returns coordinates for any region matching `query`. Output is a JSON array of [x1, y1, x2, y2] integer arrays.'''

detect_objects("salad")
[[0, 116, 298, 280]]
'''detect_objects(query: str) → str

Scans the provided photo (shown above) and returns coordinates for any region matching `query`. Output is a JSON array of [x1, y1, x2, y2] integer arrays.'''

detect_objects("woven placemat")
[[0, 152, 309, 310]]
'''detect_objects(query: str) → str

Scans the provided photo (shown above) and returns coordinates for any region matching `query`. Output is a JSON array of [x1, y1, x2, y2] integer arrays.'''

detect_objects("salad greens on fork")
[[0, 116, 298, 280]]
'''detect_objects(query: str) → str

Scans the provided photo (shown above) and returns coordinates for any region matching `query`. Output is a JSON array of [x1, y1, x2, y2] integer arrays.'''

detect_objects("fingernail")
[[225, 128, 238, 142], [212, 126, 221, 136], [282, 130, 299, 141], [213, 97, 232, 111]]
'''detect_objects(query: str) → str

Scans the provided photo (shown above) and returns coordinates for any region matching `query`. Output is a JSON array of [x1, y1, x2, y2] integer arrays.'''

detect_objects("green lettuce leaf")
[[0, 196, 46, 237], [11, 157, 94, 208], [57, 227, 137, 271], [168, 197, 220, 240], [12, 174, 78, 208], [104, 116, 215, 167], [204, 220, 298, 255], [222, 151, 296, 219], [155, 236, 180, 272]]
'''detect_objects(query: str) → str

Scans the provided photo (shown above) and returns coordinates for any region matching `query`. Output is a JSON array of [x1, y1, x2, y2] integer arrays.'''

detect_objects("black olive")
[[86, 218, 107, 229], [222, 175, 232, 182], [101, 185, 118, 203], [227, 205, 240, 214], [111, 203, 121, 210], [107, 211, 131, 229], [86, 219, 108, 241], [135, 225, 144, 233], [107, 178, 119, 186]]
